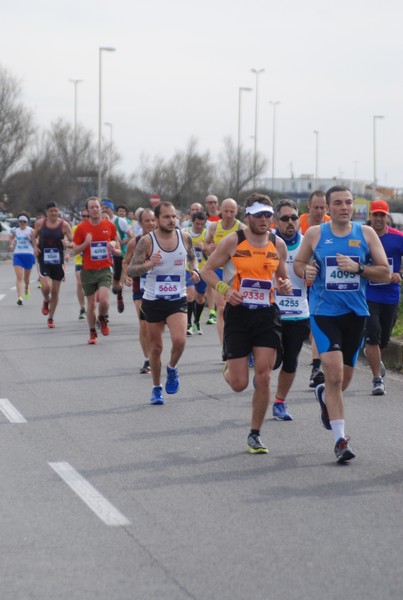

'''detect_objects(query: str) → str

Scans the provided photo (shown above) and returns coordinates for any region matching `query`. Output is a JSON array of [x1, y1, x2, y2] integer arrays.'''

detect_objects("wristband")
[[215, 281, 231, 296]]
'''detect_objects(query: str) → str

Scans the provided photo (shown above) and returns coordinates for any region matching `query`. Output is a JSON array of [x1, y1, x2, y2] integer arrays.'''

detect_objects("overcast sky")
[[2, 0, 402, 189]]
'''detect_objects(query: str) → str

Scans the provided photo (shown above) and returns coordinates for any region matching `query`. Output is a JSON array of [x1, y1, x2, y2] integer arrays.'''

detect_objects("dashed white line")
[[48, 461, 131, 527], [0, 399, 27, 423]]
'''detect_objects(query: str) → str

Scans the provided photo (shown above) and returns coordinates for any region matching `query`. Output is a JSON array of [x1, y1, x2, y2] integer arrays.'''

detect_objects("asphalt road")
[[1, 261, 403, 600]]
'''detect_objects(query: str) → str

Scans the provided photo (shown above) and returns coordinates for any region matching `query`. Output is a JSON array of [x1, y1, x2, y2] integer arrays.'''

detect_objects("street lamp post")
[[237, 86, 252, 198], [269, 101, 280, 190], [250, 68, 265, 188], [313, 129, 319, 188], [104, 122, 113, 195], [373, 115, 384, 189], [98, 47, 115, 200], [68, 79, 83, 139], [68, 79, 83, 175]]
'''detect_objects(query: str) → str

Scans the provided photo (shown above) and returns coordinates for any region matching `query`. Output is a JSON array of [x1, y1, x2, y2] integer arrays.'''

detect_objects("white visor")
[[245, 202, 273, 216], [18, 216, 29, 222]]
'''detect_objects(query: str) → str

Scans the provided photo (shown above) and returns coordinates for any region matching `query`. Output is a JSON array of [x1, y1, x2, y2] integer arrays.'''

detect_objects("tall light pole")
[[98, 46, 115, 200], [373, 115, 384, 189], [313, 129, 319, 188], [68, 79, 83, 139], [237, 86, 252, 198], [250, 68, 265, 188], [104, 122, 113, 195], [269, 101, 280, 190], [69, 79, 83, 176]]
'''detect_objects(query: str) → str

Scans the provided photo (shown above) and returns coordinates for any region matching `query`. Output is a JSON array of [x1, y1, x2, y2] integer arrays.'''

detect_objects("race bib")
[[276, 289, 303, 315], [43, 248, 61, 264], [325, 256, 360, 291], [90, 241, 108, 261], [155, 275, 181, 300], [240, 278, 272, 309], [194, 247, 203, 263]]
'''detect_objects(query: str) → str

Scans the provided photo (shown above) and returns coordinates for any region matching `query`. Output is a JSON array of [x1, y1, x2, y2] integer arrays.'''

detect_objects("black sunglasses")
[[81, 214, 89, 218], [251, 211, 273, 219], [279, 215, 298, 222]]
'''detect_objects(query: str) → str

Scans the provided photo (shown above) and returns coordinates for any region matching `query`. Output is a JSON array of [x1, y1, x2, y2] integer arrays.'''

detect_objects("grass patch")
[[392, 297, 403, 338]]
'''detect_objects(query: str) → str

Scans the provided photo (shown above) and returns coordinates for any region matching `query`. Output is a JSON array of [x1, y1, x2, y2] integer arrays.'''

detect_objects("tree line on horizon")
[[0, 64, 269, 219]]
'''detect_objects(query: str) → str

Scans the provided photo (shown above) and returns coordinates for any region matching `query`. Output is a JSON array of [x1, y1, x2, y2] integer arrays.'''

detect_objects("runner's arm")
[[127, 235, 157, 278], [183, 232, 200, 282]]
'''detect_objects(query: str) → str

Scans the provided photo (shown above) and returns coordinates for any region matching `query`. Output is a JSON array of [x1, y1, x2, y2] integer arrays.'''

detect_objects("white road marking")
[[0, 399, 27, 423], [48, 462, 131, 527], [0, 294, 6, 301]]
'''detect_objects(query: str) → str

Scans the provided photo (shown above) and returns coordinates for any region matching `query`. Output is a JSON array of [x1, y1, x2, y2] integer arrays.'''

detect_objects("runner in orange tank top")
[[201, 193, 292, 455]]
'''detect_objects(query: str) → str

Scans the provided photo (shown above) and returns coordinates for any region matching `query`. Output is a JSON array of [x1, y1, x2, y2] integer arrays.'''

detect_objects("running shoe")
[[187, 325, 194, 336], [247, 433, 269, 454], [315, 383, 331, 430], [192, 321, 203, 335], [248, 352, 255, 368], [117, 297, 124, 313], [79, 307, 86, 320], [98, 315, 110, 336], [150, 385, 165, 405], [309, 367, 324, 388], [17, 297, 23, 306], [272, 402, 293, 421], [24, 286, 30, 298], [47, 318, 55, 328], [139, 359, 151, 374], [37, 280, 42, 289], [334, 436, 355, 463], [206, 311, 217, 325], [165, 365, 179, 394], [88, 331, 97, 345], [41, 300, 50, 315], [372, 376, 385, 396]]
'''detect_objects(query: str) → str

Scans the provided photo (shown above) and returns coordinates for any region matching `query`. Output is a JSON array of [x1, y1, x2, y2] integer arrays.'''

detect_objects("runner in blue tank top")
[[294, 186, 390, 463]]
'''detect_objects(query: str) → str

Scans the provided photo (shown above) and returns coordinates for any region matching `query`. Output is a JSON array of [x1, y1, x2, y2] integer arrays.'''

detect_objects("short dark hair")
[[273, 199, 297, 219], [154, 201, 175, 218], [116, 204, 127, 213], [307, 190, 325, 204], [191, 211, 207, 222], [46, 201, 58, 210], [86, 197, 101, 209], [244, 193, 273, 209], [325, 185, 352, 204]]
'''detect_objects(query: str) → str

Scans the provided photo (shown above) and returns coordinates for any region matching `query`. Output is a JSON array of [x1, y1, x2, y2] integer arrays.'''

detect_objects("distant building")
[[256, 176, 397, 204]]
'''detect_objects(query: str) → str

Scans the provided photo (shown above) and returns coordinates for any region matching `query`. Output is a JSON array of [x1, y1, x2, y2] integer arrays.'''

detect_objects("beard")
[[248, 221, 269, 236]]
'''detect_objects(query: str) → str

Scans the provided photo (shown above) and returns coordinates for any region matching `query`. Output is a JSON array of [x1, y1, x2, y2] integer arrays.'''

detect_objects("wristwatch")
[[357, 262, 365, 274]]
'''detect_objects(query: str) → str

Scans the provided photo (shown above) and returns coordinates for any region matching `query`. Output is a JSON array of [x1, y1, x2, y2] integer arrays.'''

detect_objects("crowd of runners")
[[7, 187, 403, 462]]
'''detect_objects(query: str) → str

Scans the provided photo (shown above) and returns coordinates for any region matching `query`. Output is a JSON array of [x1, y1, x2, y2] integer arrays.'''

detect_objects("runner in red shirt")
[[73, 196, 120, 344]]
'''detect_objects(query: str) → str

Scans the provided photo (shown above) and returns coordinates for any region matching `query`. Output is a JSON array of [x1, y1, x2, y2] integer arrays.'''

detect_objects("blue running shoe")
[[272, 402, 293, 421], [248, 352, 254, 367], [165, 366, 179, 394], [151, 385, 165, 405]]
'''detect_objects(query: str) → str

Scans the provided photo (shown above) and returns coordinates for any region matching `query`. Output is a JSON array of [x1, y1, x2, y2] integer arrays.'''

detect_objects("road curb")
[[382, 337, 403, 371]]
